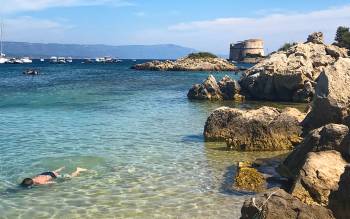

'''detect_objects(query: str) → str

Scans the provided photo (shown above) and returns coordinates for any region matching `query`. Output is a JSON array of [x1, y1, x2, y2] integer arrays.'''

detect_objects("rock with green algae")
[[204, 106, 305, 151], [234, 161, 266, 193]]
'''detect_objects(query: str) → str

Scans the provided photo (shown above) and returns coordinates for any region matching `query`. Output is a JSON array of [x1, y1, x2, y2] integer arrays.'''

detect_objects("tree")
[[278, 42, 297, 52], [335, 26, 350, 49], [187, 52, 217, 59]]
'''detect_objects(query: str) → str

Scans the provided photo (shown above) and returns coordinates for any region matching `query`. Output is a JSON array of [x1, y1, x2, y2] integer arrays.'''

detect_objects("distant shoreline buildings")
[[229, 39, 264, 63]]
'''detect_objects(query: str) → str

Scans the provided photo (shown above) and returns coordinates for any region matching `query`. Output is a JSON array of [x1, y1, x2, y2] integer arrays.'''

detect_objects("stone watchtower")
[[229, 39, 264, 62]]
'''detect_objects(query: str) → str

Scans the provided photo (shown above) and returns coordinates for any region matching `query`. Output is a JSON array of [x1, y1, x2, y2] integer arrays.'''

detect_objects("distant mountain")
[[1, 42, 197, 59]]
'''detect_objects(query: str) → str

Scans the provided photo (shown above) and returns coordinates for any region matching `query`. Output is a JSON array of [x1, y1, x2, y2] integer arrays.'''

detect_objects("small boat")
[[104, 56, 115, 63], [0, 53, 7, 64], [0, 21, 8, 64], [58, 57, 66, 64], [50, 56, 58, 63], [23, 69, 39, 75], [95, 57, 104, 63], [21, 57, 32, 63], [132, 59, 137, 62], [40, 58, 45, 62], [7, 58, 23, 64], [66, 57, 73, 63], [82, 58, 93, 64]]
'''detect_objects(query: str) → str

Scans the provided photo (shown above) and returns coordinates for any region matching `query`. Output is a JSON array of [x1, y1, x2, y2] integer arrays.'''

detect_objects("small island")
[[132, 52, 237, 71]]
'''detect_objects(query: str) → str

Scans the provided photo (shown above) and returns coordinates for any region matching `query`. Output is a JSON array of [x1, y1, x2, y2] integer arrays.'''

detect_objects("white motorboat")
[[40, 58, 45, 62], [104, 56, 114, 63], [7, 58, 23, 64], [58, 57, 66, 64], [50, 56, 58, 63], [66, 57, 73, 63], [95, 57, 104, 63], [21, 57, 32, 63], [0, 53, 7, 64]]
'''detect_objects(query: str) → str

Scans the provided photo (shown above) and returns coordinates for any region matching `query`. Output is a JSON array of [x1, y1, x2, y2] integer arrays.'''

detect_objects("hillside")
[[1, 42, 196, 59]]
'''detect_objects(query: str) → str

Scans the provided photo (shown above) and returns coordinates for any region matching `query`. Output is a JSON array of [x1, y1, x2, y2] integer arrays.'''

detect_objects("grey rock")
[[291, 151, 347, 206], [302, 58, 350, 133], [307, 32, 325, 44], [280, 123, 349, 178], [240, 188, 334, 219]]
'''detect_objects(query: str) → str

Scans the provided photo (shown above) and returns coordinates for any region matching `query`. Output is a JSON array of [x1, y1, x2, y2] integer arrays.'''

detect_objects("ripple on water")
[[0, 62, 305, 218]]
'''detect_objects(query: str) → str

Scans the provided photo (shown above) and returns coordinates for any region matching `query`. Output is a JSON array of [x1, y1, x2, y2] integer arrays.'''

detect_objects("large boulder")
[[302, 58, 350, 133], [307, 32, 324, 44], [291, 151, 347, 206], [187, 75, 223, 100], [240, 189, 334, 219], [279, 123, 349, 178], [204, 106, 305, 151], [239, 32, 348, 102], [187, 75, 243, 101], [329, 165, 350, 219]]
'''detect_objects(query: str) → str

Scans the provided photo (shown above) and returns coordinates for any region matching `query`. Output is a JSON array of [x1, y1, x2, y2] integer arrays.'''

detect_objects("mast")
[[0, 18, 3, 56]]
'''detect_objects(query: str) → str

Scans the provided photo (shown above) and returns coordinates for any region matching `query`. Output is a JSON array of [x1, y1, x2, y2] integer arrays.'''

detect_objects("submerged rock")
[[204, 106, 305, 151], [132, 55, 236, 71], [240, 189, 334, 219], [234, 162, 266, 192], [187, 75, 243, 101], [302, 58, 350, 133], [239, 32, 348, 102]]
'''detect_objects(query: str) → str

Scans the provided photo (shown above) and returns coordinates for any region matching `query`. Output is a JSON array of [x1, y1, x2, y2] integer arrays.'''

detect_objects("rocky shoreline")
[[191, 32, 350, 218], [132, 53, 237, 71], [187, 32, 349, 104]]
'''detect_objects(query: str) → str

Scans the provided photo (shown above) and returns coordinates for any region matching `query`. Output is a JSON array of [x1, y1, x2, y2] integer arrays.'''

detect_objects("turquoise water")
[[0, 61, 299, 218]]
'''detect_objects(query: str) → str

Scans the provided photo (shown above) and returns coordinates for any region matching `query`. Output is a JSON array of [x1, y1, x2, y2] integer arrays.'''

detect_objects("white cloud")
[[2, 16, 72, 43], [0, 0, 134, 14], [138, 5, 350, 54]]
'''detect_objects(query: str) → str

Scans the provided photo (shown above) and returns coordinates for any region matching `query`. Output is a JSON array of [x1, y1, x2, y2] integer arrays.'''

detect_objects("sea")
[[0, 60, 303, 219]]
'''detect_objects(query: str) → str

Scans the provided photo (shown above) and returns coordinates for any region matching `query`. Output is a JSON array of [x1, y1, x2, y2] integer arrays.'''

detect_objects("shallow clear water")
[[0, 61, 303, 219]]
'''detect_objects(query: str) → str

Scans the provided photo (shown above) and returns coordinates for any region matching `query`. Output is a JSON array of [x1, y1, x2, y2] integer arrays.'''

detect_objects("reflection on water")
[[0, 61, 305, 218]]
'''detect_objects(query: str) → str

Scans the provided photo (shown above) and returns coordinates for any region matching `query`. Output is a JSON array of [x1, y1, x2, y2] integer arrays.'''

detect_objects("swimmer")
[[20, 167, 88, 188]]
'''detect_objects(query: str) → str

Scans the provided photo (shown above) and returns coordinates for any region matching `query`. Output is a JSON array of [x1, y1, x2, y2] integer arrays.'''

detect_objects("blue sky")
[[1, 0, 350, 54]]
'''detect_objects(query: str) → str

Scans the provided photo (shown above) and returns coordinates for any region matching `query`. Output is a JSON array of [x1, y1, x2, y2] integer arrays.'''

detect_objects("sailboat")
[[0, 19, 8, 64]]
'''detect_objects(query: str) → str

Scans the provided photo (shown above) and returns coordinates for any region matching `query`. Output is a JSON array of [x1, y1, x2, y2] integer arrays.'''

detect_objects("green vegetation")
[[335, 26, 350, 50], [278, 42, 297, 52], [187, 52, 217, 59]]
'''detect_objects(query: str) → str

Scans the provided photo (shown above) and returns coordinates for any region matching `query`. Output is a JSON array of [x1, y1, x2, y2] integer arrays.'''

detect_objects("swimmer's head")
[[20, 178, 34, 188]]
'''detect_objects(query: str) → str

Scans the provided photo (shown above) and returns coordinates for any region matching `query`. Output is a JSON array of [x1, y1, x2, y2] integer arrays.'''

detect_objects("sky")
[[1, 0, 350, 54]]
